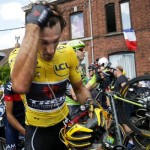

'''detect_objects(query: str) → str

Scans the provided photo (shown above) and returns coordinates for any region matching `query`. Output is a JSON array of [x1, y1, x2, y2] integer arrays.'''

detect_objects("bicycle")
[[94, 75, 150, 149], [59, 100, 110, 150], [61, 75, 150, 150], [117, 75, 150, 149]]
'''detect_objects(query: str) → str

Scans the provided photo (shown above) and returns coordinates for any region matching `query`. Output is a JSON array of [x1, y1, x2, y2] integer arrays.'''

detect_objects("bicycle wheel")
[[118, 75, 150, 138], [0, 137, 6, 150]]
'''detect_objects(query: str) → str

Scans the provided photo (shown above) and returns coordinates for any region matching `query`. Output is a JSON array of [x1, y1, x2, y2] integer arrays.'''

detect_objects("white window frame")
[[109, 52, 136, 79], [70, 12, 84, 39], [81, 51, 89, 78], [120, 1, 131, 30]]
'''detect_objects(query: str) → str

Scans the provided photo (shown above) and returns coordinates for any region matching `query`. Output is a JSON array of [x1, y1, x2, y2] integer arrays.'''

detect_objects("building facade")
[[1, 0, 149, 79], [56, 0, 150, 79]]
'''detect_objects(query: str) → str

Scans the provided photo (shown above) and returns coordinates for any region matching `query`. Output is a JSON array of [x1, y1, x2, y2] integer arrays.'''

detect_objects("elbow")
[[12, 82, 29, 94]]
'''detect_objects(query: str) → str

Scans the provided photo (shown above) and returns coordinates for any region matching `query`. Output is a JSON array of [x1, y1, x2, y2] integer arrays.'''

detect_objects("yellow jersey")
[[8, 45, 81, 127]]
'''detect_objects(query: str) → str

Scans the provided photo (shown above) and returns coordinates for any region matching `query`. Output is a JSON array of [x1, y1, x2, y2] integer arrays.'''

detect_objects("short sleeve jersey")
[[4, 81, 25, 120], [114, 75, 128, 92], [8, 45, 81, 127]]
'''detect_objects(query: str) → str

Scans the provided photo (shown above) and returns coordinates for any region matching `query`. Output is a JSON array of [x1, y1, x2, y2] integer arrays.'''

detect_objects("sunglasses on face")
[[78, 48, 84, 52]]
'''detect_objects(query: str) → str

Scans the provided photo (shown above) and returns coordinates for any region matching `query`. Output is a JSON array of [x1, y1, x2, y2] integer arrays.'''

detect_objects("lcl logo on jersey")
[[54, 63, 69, 77], [54, 63, 69, 71], [57, 45, 65, 51]]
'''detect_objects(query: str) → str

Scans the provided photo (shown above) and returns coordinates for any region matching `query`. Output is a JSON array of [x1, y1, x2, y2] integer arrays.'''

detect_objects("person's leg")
[[25, 122, 67, 150], [3, 117, 19, 150]]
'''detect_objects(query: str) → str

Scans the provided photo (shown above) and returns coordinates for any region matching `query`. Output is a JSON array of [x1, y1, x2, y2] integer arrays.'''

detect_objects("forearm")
[[70, 88, 77, 101], [7, 113, 25, 135], [86, 74, 97, 91], [85, 82, 98, 91], [73, 82, 92, 105], [11, 24, 40, 93]]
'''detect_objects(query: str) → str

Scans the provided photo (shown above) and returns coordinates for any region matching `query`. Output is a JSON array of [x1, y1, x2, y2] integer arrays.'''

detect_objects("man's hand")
[[26, 4, 53, 28], [85, 99, 99, 112]]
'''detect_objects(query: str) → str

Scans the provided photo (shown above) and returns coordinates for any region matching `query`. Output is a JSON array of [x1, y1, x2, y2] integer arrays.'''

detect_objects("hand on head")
[[26, 3, 59, 28]]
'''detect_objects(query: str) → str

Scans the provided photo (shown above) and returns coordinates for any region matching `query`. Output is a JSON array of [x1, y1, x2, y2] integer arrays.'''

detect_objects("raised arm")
[[11, 4, 58, 93], [11, 24, 40, 93]]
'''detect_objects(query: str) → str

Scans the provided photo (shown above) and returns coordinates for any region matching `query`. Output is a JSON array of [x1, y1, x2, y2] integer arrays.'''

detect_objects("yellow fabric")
[[88, 68, 110, 86], [9, 45, 81, 127], [88, 74, 96, 86]]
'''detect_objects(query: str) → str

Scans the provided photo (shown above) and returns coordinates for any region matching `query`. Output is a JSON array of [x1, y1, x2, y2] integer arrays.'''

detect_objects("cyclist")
[[3, 81, 25, 150], [86, 57, 113, 100], [9, 3, 94, 150], [65, 40, 88, 118], [88, 64, 97, 79]]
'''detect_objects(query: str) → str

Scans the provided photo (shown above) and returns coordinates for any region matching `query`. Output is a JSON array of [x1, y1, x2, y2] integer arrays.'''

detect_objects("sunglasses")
[[78, 48, 84, 52]]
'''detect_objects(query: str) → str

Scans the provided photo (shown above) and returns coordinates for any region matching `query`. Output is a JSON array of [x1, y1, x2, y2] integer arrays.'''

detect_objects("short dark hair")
[[46, 4, 66, 32]]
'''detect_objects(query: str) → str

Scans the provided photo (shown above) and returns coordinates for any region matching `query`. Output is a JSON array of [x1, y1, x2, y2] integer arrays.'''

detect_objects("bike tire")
[[0, 137, 6, 150], [118, 75, 150, 137]]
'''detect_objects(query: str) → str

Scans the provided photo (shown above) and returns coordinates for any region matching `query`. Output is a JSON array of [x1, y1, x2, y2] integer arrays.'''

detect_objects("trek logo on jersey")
[[54, 63, 69, 77], [27, 96, 65, 111]]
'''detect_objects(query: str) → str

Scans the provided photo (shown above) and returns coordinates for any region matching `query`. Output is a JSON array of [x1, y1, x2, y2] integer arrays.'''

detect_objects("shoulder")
[[118, 75, 127, 82], [55, 44, 77, 65], [120, 75, 127, 80], [9, 48, 19, 56], [56, 44, 75, 54], [8, 48, 20, 64]]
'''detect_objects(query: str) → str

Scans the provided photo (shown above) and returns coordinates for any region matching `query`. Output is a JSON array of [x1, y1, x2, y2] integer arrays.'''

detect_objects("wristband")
[[85, 97, 93, 102]]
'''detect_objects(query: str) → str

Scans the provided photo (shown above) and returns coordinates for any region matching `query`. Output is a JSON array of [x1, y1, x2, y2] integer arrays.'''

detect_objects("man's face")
[[38, 22, 62, 61], [76, 48, 85, 62], [114, 68, 121, 77]]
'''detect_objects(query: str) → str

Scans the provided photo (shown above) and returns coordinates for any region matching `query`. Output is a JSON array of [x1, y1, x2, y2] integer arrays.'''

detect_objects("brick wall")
[[59, 0, 150, 76]]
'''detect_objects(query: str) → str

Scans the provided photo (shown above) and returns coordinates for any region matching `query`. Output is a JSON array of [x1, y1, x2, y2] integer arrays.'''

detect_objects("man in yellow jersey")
[[9, 3, 94, 150]]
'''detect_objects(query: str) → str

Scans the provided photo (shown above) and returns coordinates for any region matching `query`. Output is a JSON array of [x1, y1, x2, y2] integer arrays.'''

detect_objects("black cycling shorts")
[[25, 121, 67, 150]]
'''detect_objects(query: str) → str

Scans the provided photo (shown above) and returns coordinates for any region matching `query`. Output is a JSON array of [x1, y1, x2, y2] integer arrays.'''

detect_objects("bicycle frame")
[[95, 87, 147, 148], [113, 94, 145, 108]]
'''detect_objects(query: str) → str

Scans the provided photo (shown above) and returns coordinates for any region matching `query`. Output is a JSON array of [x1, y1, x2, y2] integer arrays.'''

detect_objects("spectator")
[[113, 66, 134, 149]]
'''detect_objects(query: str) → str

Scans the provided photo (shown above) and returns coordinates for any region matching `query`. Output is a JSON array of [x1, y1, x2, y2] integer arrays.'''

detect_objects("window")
[[81, 51, 89, 78], [109, 52, 136, 79], [105, 3, 116, 33], [70, 12, 84, 39], [120, 1, 131, 30]]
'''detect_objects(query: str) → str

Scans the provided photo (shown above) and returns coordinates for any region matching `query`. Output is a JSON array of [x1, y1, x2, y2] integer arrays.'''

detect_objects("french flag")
[[123, 28, 137, 51]]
